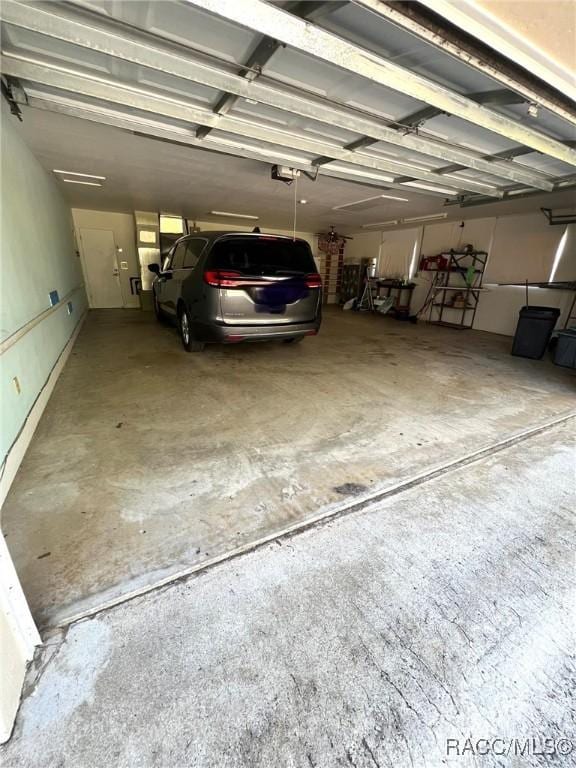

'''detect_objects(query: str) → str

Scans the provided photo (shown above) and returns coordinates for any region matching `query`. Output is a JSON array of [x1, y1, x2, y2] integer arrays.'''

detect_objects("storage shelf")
[[432, 286, 486, 291], [424, 268, 483, 274], [427, 250, 487, 329]]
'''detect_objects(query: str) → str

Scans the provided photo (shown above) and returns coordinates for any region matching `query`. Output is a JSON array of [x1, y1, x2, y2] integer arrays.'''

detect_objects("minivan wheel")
[[283, 336, 304, 344], [179, 308, 205, 353]]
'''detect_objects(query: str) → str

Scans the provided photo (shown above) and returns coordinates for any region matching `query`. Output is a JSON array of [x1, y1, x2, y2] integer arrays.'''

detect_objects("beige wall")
[[72, 209, 141, 308], [348, 212, 575, 336]]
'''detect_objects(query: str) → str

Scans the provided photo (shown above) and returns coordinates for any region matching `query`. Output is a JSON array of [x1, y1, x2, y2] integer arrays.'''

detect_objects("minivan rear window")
[[208, 236, 316, 276]]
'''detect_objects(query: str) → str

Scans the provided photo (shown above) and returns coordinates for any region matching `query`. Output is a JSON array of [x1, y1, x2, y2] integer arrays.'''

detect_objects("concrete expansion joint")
[[44, 409, 576, 634]]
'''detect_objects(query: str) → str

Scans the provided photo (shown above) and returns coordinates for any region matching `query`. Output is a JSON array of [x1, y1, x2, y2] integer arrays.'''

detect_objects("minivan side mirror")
[[148, 263, 161, 274]]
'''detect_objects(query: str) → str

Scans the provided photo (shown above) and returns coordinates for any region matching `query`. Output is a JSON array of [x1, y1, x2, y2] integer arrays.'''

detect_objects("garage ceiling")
[[1, 0, 575, 231]]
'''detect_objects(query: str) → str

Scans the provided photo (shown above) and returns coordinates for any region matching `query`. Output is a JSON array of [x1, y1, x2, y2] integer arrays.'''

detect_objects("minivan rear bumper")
[[194, 319, 321, 343]]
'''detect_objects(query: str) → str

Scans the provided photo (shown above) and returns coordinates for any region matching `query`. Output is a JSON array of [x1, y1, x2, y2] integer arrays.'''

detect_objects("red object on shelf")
[[419, 254, 449, 271]]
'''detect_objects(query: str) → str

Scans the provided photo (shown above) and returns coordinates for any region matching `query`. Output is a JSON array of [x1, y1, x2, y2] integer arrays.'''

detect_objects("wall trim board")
[[0, 285, 85, 357], [0, 310, 87, 511]]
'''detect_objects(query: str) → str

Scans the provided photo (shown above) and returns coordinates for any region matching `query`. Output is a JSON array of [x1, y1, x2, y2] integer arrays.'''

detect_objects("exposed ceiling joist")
[[2, 53, 506, 196], [400, 140, 576, 185], [312, 87, 557, 191], [1, 1, 555, 191], [354, 0, 576, 126], [184, 0, 576, 166], [196, 0, 334, 140], [14, 88, 450, 198], [391, 88, 528, 130]]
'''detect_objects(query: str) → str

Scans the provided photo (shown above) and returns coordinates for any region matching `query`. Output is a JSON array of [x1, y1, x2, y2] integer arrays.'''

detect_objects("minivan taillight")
[[204, 270, 244, 288], [305, 273, 322, 289], [204, 270, 276, 288]]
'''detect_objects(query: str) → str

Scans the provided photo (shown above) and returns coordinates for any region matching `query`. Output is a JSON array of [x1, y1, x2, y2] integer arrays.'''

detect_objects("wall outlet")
[[67, 301, 73, 315], [49, 290, 59, 306], [13, 376, 21, 395]]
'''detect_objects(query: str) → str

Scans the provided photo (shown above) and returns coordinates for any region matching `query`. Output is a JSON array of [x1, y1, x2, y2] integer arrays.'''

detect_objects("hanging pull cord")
[[293, 171, 298, 241]]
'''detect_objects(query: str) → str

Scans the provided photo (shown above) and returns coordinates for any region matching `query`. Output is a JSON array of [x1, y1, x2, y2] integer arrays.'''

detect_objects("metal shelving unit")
[[427, 250, 488, 329]]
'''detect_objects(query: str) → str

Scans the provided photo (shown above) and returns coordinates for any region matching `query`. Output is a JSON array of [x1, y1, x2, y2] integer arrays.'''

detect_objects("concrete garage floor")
[[2, 308, 575, 627], [2, 420, 574, 768]]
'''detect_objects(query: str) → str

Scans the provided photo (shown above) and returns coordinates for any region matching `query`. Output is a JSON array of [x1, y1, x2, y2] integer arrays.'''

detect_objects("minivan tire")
[[179, 307, 205, 353], [283, 336, 304, 344]]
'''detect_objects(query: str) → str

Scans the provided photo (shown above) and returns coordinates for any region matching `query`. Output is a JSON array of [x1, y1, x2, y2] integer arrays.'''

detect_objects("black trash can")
[[554, 329, 576, 369], [511, 306, 561, 360]]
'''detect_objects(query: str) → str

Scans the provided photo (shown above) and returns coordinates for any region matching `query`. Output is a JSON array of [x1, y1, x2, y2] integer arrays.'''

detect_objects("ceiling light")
[[327, 164, 395, 184], [362, 220, 399, 229], [209, 211, 259, 220], [62, 179, 103, 187], [403, 182, 458, 196], [334, 193, 409, 212], [527, 103, 539, 118], [403, 213, 448, 223], [53, 169, 106, 180], [377, 193, 408, 202], [298, 199, 308, 204]]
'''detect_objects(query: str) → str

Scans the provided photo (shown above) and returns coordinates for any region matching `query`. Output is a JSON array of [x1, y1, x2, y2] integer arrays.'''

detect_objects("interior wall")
[[486, 215, 568, 283], [349, 212, 575, 335], [0, 105, 87, 741], [72, 209, 140, 308]]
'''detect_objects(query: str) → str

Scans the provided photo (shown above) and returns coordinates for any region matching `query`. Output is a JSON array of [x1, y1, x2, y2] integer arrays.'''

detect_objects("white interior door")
[[80, 228, 123, 308]]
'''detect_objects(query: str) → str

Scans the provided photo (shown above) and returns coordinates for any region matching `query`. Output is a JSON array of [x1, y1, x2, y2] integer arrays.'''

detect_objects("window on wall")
[[549, 225, 573, 282], [160, 215, 185, 234]]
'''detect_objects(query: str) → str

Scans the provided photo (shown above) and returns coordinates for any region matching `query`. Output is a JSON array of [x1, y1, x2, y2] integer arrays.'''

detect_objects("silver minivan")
[[148, 231, 322, 352]]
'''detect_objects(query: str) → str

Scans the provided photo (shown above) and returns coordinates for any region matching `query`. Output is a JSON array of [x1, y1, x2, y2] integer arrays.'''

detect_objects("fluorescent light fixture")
[[334, 193, 409, 212], [209, 211, 259, 220], [298, 199, 308, 204], [62, 179, 102, 187], [362, 220, 399, 229], [403, 181, 458, 196], [327, 164, 395, 184], [549, 227, 569, 282], [403, 213, 448, 223], [53, 169, 106, 180]]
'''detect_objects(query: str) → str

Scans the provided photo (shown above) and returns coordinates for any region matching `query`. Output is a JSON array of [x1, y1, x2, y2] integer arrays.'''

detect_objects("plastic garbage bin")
[[554, 328, 576, 369], [511, 306, 560, 360]]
